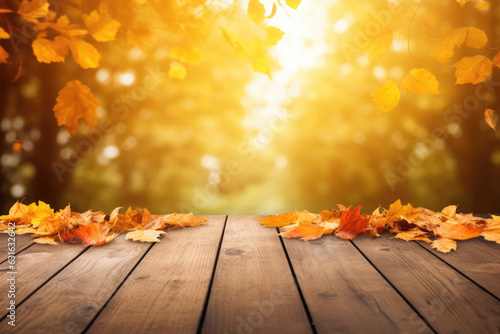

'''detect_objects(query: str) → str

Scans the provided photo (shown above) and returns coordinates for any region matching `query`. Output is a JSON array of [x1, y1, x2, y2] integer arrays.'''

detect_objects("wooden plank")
[[353, 236, 500, 333], [282, 235, 433, 333], [202, 215, 312, 334], [0, 242, 84, 319], [0, 234, 35, 263], [0, 234, 151, 333], [417, 238, 500, 299], [86, 215, 226, 334]]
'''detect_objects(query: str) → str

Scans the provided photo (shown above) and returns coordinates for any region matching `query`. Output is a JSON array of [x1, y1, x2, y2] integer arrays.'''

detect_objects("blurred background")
[[1, 0, 499, 215]]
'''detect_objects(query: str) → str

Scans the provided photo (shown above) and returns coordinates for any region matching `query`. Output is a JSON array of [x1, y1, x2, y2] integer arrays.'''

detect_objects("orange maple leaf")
[[335, 206, 370, 240]]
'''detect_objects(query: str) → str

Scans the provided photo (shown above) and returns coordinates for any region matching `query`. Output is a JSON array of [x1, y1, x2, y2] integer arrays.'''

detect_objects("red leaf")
[[335, 206, 370, 240], [59, 223, 108, 246]]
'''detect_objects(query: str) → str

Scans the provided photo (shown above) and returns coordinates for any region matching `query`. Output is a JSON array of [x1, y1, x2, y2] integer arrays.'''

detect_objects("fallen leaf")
[[372, 81, 400, 112], [53, 80, 98, 134], [431, 238, 457, 253], [335, 206, 370, 240], [33, 236, 59, 245], [453, 55, 492, 85], [484, 109, 496, 131], [258, 212, 296, 227], [280, 222, 323, 241], [59, 223, 108, 246], [433, 221, 485, 240], [126, 229, 165, 242]]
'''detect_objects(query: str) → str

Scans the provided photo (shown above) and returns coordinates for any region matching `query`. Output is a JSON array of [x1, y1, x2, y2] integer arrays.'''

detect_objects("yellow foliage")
[[371, 81, 400, 112], [32, 37, 69, 63], [402, 68, 440, 95], [169, 63, 187, 80], [453, 55, 492, 85]]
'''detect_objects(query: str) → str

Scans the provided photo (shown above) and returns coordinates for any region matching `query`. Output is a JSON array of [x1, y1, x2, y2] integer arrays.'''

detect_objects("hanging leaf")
[[32, 36, 69, 63], [371, 81, 400, 112], [402, 68, 440, 95], [453, 55, 492, 84], [83, 10, 121, 42], [247, 0, 265, 25], [484, 109, 496, 131]]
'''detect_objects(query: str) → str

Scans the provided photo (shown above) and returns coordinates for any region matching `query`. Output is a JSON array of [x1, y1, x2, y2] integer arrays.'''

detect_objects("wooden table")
[[1, 215, 499, 333]]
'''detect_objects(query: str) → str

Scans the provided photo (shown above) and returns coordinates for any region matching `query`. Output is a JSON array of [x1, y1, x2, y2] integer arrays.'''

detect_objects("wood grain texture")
[[0, 234, 151, 333], [0, 234, 35, 263], [418, 238, 500, 300], [282, 235, 433, 334], [86, 215, 226, 334], [0, 242, 84, 319], [353, 236, 500, 333], [202, 215, 312, 334]]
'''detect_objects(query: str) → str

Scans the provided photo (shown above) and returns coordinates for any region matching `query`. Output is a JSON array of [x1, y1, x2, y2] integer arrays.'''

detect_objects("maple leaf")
[[8, 201, 29, 220], [280, 221, 323, 241], [402, 68, 440, 95], [32, 36, 69, 63], [395, 230, 428, 241], [484, 109, 496, 131], [475, 1, 490, 9], [126, 230, 165, 242], [83, 10, 121, 42], [169, 62, 187, 80], [258, 212, 296, 227], [247, 0, 265, 24], [69, 38, 100, 69], [441, 205, 458, 218], [145, 213, 207, 230], [265, 27, 285, 46], [335, 206, 370, 240], [433, 221, 485, 240], [481, 216, 500, 244], [109, 207, 154, 233], [431, 238, 457, 253], [18, 0, 49, 24], [59, 223, 109, 246], [53, 80, 98, 134], [371, 81, 400, 112], [170, 46, 203, 65], [320, 210, 341, 222], [285, 0, 301, 9], [368, 207, 387, 236], [453, 55, 492, 85]]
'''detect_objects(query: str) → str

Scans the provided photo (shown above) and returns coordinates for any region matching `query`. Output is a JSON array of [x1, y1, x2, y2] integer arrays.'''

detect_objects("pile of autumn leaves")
[[0, 201, 206, 246], [259, 200, 500, 253]]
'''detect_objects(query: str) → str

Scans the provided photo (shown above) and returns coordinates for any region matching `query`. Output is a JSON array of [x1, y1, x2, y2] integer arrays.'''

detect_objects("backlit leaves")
[[32, 37, 69, 63], [69, 38, 100, 69], [18, 0, 49, 24], [285, 0, 302, 10], [402, 68, 440, 95], [453, 55, 492, 85], [247, 0, 265, 25], [372, 81, 400, 112], [83, 9, 121, 42], [53, 80, 98, 135]]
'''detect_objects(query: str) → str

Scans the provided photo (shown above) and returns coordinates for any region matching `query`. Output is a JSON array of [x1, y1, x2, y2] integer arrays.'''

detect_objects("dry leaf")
[[59, 223, 108, 246], [431, 238, 457, 253], [53, 80, 98, 134], [258, 212, 296, 227], [335, 206, 370, 240], [280, 222, 323, 241], [126, 229, 165, 242]]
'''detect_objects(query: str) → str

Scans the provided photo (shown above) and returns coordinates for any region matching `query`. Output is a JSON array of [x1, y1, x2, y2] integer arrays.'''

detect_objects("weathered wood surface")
[[0, 234, 35, 263], [0, 215, 499, 334]]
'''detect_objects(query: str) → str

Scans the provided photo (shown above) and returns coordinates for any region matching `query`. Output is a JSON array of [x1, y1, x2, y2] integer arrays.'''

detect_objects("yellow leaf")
[[247, 0, 265, 25], [126, 229, 165, 242], [430, 238, 457, 253], [475, 1, 490, 9], [83, 10, 121, 42], [492, 51, 500, 68], [364, 32, 393, 57], [371, 81, 400, 112], [169, 62, 187, 80], [280, 222, 323, 241], [465, 27, 488, 49], [258, 212, 296, 227], [170, 45, 203, 65], [402, 68, 440, 95], [0, 27, 9, 39], [18, 0, 49, 24], [252, 55, 271, 77], [265, 27, 285, 46], [49, 16, 88, 37], [453, 55, 492, 85], [33, 236, 59, 245], [53, 80, 98, 134], [484, 109, 496, 131], [434, 27, 487, 63], [0, 46, 8, 64], [69, 38, 100, 69], [285, 0, 301, 9], [457, 0, 474, 6], [32, 36, 69, 63]]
